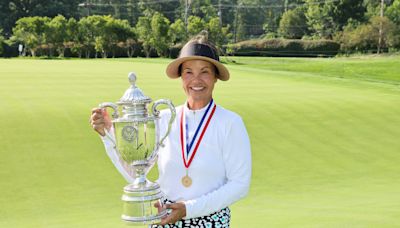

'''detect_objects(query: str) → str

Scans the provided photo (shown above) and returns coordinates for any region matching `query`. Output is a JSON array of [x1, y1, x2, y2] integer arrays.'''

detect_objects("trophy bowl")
[[99, 72, 175, 225]]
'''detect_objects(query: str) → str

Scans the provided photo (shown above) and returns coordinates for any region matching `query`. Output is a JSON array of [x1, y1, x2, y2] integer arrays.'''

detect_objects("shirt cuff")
[[183, 199, 196, 219]]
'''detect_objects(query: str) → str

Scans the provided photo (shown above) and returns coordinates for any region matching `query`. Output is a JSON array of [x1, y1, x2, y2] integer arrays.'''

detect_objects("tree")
[[370, 16, 400, 51], [138, 0, 179, 22], [263, 1, 284, 35], [187, 16, 207, 37], [150, 12, 171, 57], [65, 18, 83, 58], [135, 16, 152, 57], [78, 15, 108, 58], [104, 17, 136, 58], [81, 15, 133, 58], [305, 0, 335, 38], [188, 0, 218, 22], [330, 0, 365, 30], [0, 0, 80, 36], [364, 0, 381, 19], [278, 7, 308, 39], [219, 0, 240, 31], [94, 36, 107, 58], [305, 0, 365, 39], [386, 0, 400, 25], [337, 16, 399, 53], [46, 15, 68, 57], [169, 19, 187, 44], [207, 17, 232, 48], [235, 0, 269, 41], [124, 0, 141, 25], [11, 16, 50, 57], [117, 34, 137, 58]]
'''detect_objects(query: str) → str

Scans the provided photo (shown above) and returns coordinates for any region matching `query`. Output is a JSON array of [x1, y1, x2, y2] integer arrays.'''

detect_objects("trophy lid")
[[117, 72, 152, 105]]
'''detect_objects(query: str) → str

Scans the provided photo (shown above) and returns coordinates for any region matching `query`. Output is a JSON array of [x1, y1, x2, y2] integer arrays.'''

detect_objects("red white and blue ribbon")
[[180, 99, 216, 169]]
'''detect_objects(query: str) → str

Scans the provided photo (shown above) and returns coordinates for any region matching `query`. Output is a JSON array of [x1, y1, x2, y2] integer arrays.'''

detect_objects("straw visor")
[[166, 43, 230, 81]]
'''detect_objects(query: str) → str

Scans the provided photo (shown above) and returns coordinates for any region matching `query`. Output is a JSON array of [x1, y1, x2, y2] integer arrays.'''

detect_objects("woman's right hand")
[[90, 108, 112, 136]]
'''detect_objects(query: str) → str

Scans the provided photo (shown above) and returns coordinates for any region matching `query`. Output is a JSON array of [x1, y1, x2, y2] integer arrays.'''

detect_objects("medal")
[[180, 99, 216, 188], [181, 175, 192, 187], [181, 170, 192, 187]]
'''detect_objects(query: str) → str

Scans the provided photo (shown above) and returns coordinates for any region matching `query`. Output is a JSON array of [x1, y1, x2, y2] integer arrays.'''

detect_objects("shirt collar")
[[184, 100, 213, 114]]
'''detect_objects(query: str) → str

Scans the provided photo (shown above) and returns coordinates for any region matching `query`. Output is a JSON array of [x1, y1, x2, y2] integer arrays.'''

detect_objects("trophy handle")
[[99, 102, 119, 119], [99, 102, 119, 145], [152, 99, 176, 147]]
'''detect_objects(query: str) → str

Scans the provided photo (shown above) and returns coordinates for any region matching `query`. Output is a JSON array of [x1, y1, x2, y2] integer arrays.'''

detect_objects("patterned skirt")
[[151, 199, 231, 228]]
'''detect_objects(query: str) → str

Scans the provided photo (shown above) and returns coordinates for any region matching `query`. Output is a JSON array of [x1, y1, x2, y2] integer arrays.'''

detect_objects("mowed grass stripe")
[[228, 55, 400, 84], [228, 58, 400, 227], [0, 59, 183, 228], [0, 57, 399, 227], [219, 58, 400, 226]]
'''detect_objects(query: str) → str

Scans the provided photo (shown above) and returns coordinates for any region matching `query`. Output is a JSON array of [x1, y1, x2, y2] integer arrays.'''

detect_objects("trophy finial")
[[118, 71, 152, 113], [128, 72, 137, 86]]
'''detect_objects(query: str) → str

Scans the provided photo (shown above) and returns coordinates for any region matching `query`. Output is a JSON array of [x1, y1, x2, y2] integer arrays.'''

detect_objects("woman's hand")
[[90, 108, 112, 136], [154, 201, 187, 225]]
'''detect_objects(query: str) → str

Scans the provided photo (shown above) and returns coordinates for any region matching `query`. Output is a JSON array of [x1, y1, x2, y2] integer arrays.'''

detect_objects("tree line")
[[3, 13, 229, 58], [0, 0, 399, 57]]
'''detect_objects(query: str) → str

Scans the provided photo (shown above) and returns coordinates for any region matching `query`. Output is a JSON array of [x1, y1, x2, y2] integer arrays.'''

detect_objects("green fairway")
[[0, 56, 399, 227]]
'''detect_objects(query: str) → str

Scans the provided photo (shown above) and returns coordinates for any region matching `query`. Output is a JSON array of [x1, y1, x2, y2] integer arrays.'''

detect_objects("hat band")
[[179, 43, 219, 62]]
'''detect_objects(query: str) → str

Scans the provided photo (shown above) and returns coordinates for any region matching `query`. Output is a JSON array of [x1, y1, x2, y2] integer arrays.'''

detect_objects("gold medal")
[[182, 175, 192, 187], [181, 174, 192, 187]]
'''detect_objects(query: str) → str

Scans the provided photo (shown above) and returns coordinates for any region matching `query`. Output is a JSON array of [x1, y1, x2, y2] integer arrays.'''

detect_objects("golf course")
[[0, 55, 399, 227]]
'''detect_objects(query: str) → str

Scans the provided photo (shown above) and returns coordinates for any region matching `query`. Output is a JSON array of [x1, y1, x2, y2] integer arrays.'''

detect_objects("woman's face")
[[181, 59, 217, 108]]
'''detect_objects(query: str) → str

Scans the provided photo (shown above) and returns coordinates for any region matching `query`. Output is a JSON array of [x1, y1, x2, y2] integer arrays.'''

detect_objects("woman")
[[91, 34, 251, 227]]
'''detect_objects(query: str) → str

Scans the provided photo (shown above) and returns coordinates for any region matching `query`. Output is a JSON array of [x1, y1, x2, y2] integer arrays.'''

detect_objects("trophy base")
[[121, 181, 167, 225]]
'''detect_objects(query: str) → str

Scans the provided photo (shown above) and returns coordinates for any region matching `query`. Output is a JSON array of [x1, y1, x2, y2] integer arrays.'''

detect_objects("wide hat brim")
[[166, 43, 230, 81]]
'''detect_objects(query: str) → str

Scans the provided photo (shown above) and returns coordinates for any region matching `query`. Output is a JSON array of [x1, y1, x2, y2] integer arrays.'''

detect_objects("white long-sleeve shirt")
[[101, 101, 252, 219]]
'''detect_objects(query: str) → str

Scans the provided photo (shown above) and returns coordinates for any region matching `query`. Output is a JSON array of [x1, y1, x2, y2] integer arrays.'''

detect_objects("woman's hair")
[[187, 30, 217, 53], [178, 30, 219, 76]]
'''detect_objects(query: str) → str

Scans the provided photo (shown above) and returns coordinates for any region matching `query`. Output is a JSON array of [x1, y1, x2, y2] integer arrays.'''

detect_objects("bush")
[[336, 16, 400, 53], [1, 41, 19, 57], [226, 39, 340, 57], [278, 7, 308, 39]]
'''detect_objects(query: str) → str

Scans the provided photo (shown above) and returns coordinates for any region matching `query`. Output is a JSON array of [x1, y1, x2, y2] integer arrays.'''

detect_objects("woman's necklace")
[[180, 99, 216, 187]]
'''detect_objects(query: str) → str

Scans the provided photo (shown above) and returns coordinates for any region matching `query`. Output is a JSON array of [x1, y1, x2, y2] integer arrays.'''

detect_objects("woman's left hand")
[[154, 201, 187, 225]]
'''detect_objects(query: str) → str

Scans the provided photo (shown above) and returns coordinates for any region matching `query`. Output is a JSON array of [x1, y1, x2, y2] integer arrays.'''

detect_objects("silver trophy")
[[99, 72, 175, 225]]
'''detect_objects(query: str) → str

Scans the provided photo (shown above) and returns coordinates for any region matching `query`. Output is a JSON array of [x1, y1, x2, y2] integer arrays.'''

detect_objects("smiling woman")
[[90, 32, 252, 228], [180, 60, 217, 110]]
